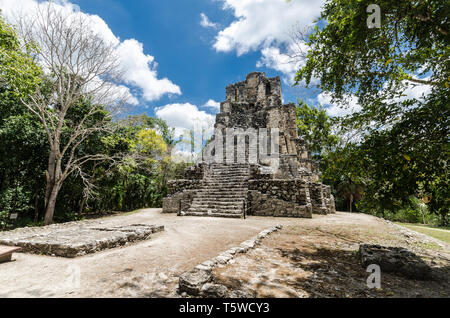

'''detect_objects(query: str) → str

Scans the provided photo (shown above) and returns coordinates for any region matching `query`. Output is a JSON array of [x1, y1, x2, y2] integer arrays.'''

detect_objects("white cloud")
[[318, 80, 432, 118], [116, 39, 181, 101], [155, 103, 215, 137], [210, 0, 323, 80], [213, 0, 322, 56], [318, 92, 362, 117], [392, 81, 432, 103], [200, 13, 217, 28], [156, 103, 216, 159], [0, 0, 180, 103], [256, 43, 306, 84], [202, 99, 221, 111]]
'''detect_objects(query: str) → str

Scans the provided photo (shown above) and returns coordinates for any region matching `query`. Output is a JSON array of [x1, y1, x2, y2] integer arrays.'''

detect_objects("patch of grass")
[[395, 223, 450, 244], [397, 223, 450, 231], [414, 242, 443, 251]]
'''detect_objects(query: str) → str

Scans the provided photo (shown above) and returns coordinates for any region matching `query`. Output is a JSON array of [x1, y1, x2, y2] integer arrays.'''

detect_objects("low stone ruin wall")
[[162, 189, 196, 214], [310, 183, 329, 215], [248, 191, 312, 218], [248, 180, 334, 217], [248, 180, 312, 218], [178, 225, 282, 297], [248, 179, 311, 205], [0, 224, 164, 258]]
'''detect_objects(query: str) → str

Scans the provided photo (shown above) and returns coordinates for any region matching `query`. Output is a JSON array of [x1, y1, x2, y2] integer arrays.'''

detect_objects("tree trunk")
[[44, 148, 57, 211], [44, 183, 60, 225], [34, 195, 39, 223], [349, 194, 353, 213], [78, 196, 87, 215]]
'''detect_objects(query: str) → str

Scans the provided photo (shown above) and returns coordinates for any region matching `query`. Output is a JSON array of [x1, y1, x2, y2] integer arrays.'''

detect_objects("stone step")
[[198, 186, 248, 191], [192, 198, 245, 203], [194, 191, 247, 195], [209, 166, 249, 169], [196, 187, 248, 192], [206, 174, 249, 179], [205, 176, 248, 178], [186, 207, 243, 213], [208, 167, 249, 171], [194, 193, 247, 198], [182, 211, 243, 218], [202, 181, 248, 185], [192, 197, 246, 202], [190, 204, 243, 210], [184, 163, 250, 218], [191, 200, 244, 208], [201, 186, 247, 189], [203, 179, 248, 183]]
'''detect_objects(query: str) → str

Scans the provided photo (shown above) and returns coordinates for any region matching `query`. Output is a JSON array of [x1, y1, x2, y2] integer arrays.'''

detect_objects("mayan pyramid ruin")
[[163, 72, 336, 218]]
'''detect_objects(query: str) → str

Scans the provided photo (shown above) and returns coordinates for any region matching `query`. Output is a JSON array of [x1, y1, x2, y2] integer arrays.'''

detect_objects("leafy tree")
[[295, 0, 449, 223], [0, 14, 45, 227], [0, 13, 41, 121], [296, 99, 338, 156], [296, 0, 448, 125], [15, 5, 130, 224]]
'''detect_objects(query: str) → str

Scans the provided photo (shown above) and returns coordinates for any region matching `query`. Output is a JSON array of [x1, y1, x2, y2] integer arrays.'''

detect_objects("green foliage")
[[296, 100, 338, 156], [0, 187, 32, 228], [375, 197, 436, 224], [80, 114, 187, 215], [0, 12, 186, 229], [296, 0, 448, 125], [295, 0, 449, 224], [0, 14, 42, 119], [0, 14, 47, 229]]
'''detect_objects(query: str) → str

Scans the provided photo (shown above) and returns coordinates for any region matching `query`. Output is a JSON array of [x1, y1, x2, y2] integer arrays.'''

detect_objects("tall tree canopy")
[[296, 0, 448, 125], [295, 0, 449, 224]]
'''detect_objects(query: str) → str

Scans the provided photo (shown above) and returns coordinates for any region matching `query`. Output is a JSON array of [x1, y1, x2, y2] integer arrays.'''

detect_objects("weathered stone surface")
[[215, 253, 234, 265], [201, 283, 229, 298], [359, 244, 432, 280], [179, 269, 212, 295], [163, 72, 336, 218], [0, 246, 22, 263], [0, 224, 164, 258]]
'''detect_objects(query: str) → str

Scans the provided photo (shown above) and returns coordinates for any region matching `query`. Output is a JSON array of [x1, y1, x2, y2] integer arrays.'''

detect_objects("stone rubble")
[[359, 244, 432, 280], [178, 225, 282, 297]]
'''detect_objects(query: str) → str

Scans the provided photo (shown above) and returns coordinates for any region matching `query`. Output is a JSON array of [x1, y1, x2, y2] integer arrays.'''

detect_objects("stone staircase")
[[184, 164, 250, 218]]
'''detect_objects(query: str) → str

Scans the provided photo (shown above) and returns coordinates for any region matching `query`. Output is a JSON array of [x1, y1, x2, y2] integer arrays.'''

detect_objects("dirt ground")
[[214, 213, 450, 298], [0, 209, 448, 298]]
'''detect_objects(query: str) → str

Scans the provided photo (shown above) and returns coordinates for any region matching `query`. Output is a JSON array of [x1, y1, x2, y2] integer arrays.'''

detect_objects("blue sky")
[[68, 0, 318, 113], [0, 0, 364, 136], [0, 0, 431, 139]]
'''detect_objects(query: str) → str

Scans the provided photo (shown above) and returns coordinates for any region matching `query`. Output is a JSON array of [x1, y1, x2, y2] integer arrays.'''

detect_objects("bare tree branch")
[[14, 3, 130, 224]]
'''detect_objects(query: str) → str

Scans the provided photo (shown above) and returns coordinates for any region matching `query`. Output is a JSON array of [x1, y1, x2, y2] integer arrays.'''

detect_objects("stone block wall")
[[162, 189, 196, 214], [310, 183, 328, 215], [167, 180, 202, 196], [248, 180, 311, 206], [247, 179, 312, 218], [248, 191, 312, 218], [183, 164, 206, 180], [163, 165, 205, 213]]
